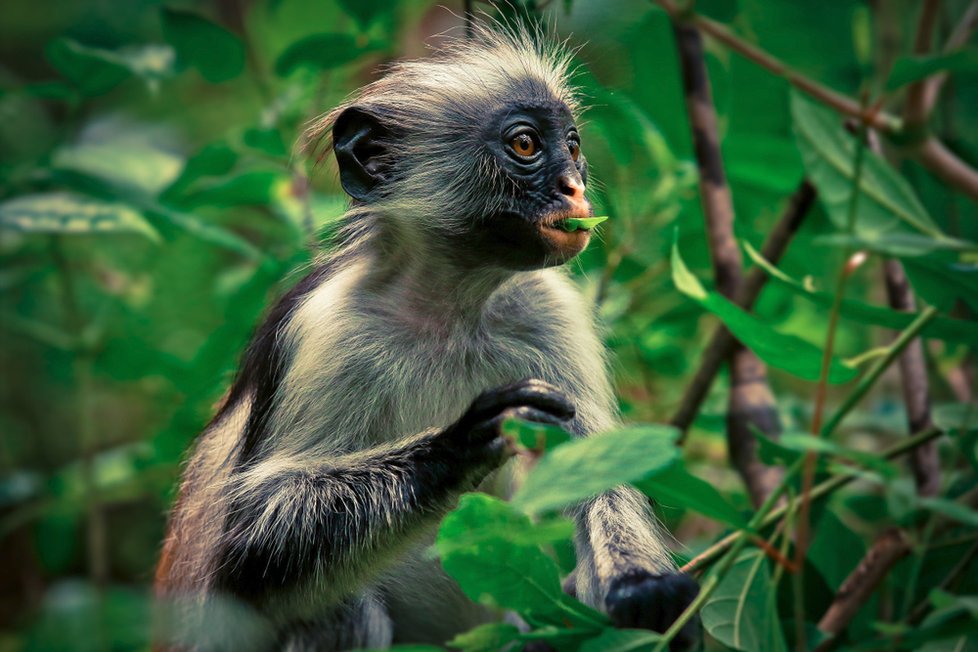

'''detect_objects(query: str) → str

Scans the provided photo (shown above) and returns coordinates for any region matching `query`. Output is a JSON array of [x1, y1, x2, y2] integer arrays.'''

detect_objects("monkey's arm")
[[213, 380, 573, 611]]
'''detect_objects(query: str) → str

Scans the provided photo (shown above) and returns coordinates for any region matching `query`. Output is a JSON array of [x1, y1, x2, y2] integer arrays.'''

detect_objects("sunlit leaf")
[[502, 417, 571, 452], [161, 7, 245, 83], [0, 192, 160, 242], [701, 549, 789, 652], [511, 425, 679, 515], [672, 242, 857, 383]]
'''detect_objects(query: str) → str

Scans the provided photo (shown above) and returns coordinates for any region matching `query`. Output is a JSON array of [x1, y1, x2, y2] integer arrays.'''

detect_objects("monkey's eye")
[[568, 139, 581, 162], [510, 133, 537, 158]]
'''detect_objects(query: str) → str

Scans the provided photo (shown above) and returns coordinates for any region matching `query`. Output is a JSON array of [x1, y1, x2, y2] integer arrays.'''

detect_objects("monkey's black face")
[[467, 99, 593, 271]]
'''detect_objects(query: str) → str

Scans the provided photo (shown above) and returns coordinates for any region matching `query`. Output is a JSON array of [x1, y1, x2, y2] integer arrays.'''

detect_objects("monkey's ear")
[[332, 107, 391, 201]]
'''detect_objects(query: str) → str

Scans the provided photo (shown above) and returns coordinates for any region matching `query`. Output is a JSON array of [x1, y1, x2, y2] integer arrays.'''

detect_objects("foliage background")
[[0, 0, 976, 650]]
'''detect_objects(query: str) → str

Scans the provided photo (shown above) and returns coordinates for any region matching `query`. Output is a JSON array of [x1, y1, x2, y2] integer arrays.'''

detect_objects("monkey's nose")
[[558, 174, 589, 214]]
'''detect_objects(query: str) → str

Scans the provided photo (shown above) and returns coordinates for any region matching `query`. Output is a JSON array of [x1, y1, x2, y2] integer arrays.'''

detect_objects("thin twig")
[[680, 426, 943, 575], [671, 180, 816, 436], [821, 307, 940, 437], [903, 0, 942, 132], [650, 0, 978, 203], [813, 529, 913, 650], [922, 0, 978, 116], [884, 260, 940, 496]]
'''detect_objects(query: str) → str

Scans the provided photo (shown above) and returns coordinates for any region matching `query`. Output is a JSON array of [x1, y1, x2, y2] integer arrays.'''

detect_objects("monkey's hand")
[[605, 569, 700, 651], [441, 378, 575, 467]]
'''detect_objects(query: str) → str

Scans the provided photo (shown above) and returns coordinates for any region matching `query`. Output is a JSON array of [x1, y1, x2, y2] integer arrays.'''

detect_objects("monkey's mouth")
[[537, 211, 593, 260]]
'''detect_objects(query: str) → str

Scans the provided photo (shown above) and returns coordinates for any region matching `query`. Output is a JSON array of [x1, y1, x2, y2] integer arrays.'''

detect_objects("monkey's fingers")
[[468, 378, 575, 423]]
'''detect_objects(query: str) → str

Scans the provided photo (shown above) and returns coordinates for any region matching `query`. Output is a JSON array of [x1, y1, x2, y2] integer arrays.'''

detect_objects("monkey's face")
[[470, 100, 593, 271]]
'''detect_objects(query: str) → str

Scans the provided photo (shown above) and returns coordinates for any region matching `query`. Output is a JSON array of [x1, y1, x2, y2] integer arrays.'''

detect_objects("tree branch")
[[813, 529, 913, 650], [671, 180, 816, 435], [903, 0, 942, 132], [651, 0, 978, 203], [680, 426, 943, 575], [670, 18, 783, 507], [884, 260, 940, 497]]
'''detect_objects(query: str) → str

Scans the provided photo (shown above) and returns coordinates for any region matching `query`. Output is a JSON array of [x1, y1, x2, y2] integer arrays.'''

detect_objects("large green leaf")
[[446, 623, 521, 652], [161, 8, 245, 83], [275, 34, 385, 76], [701, 549, 789, 652], [578, 628, 663, 652], [511, 425, 679, 515], [672, 243, 858, 383], [636, 461, 747, 529], [744, 243, 978, 347], [791, 91, 942, 238], [0, 192, 159, 242], [436, 493, 606, 629]]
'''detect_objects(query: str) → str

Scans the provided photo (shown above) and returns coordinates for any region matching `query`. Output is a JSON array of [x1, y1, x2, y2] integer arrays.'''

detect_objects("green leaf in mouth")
[[555, 216, 608, 232]]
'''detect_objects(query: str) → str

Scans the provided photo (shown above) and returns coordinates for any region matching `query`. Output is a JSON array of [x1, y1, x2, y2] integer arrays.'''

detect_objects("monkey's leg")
[[574, 486, 700, 650]]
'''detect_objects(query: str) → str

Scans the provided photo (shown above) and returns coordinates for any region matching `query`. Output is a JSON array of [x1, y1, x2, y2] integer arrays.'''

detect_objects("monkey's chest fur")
[[264, 265, 605, 457]]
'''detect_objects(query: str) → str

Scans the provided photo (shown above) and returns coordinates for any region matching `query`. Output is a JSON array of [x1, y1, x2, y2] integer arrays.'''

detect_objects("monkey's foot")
[[605, 569, 700, 651]]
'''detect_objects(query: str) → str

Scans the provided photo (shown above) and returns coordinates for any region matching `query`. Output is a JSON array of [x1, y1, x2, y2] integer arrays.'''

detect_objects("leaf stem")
[[820, 306, 939, 437]]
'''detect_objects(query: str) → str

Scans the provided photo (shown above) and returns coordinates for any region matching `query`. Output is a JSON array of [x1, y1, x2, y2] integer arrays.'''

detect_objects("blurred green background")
[[0, 0, 976, 650]]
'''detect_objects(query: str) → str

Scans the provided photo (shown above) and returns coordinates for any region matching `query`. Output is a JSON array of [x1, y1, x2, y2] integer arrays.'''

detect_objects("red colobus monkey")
[[156, 22, 698, 652]]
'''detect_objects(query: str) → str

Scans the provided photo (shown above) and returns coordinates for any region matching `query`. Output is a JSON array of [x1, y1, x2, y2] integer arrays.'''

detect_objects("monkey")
[[154, 21, 699, 652]]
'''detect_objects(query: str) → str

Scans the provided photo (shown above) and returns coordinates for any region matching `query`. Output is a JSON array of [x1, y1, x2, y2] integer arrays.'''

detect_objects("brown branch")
[[653, 0, 898, 133], [670, 18, 784, 507], [671, 180, 816, 435], [922, 0, 978, 116], [813, 529, 913, 650], [903, 0, 942, 132], [680, 425, 943, 575], [884, 259, 940, 497], [915, 137, 978, 203], [651, 0, 978, 203]]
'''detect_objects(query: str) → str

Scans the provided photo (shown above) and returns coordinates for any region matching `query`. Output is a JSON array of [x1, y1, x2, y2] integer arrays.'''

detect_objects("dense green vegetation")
[[1, 0, 976, 650]]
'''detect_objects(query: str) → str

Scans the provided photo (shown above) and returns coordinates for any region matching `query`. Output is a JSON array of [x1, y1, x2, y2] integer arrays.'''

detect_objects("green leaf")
[[672, 243, 858, 383], [447, 623, 520, 652], [502, 417, 571, 452], [175, 171, 284, 208], [45, 38, 131, 96], [791, 91, 942, 238], [436, 493, 605, 628], [337, 0, 395, 30], [161, 141, 239, 200], [243, 127, 288, 158], [701, 549, 789, 652], [773, 432, 898, 479], [0, 192, 160, 242], [275, 34, 385, 76], [161, 7, 245, 83], [813, 232, 978, 258], [578, 628, 663, 652], [886, 49, 978, 91], [933, 403, 978, 433], [916, 498, 978, 527], [636, 461, 747, 528], [511, 425, 679, 515], [744, 242, 978, 347]]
